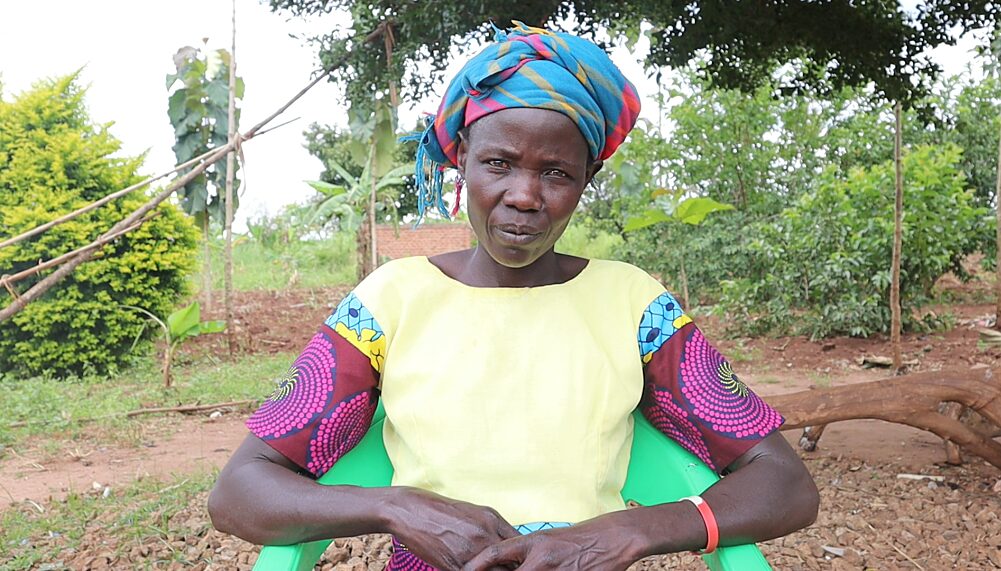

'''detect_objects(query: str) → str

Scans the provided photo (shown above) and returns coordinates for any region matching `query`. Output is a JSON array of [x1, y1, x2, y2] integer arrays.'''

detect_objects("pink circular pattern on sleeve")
[[679, 328, 783, 439], [387, 538, 437, 570], [306, 391, 377, 476], [642, 387, 714, 468], [247, 332, 336, 440]]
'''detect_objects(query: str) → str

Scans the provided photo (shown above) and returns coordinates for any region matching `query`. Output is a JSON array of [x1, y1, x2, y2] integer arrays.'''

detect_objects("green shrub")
[[0, 74, 198, 377], [719, 144, 985, 338], [556, 216, 625, 260]]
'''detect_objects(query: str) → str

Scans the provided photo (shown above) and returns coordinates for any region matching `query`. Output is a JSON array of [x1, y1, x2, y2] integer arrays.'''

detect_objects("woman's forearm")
[[587, 432, 819, 563], [207, 435, 395, 545]]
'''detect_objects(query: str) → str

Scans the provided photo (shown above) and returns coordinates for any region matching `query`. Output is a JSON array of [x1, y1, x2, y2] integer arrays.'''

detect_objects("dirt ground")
[[4, 284, 1001, 569]]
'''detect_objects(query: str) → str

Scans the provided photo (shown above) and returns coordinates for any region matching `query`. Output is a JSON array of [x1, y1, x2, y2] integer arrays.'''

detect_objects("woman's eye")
[[545, 169, 568, 178], [487, 159, 508, 168]]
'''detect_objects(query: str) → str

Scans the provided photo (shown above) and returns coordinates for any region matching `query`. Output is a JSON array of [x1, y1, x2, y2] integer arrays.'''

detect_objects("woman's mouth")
[[494, 225, 543, 245]]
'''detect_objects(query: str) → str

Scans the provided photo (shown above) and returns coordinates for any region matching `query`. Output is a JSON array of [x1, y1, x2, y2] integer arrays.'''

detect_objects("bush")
[[556, 216, 625, 260], [0, 75, 198, 377], [719, 144, 986, 338]]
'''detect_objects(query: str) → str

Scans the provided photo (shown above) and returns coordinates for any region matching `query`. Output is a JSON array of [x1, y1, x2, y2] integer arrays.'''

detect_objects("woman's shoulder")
[[583, 258, 663, 287]]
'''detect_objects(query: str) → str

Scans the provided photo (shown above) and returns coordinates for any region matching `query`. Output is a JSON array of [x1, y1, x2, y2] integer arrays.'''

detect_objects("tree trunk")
[[201, 216, 212, 311], [995, 114, 1001, 331], [357, 213, 373, 282], [223, 0, 238, 357], [679, 256, 690, 309], [768, 367, 1001, 469], [891, 103, 904, 372], [370, 158, 378, 274]]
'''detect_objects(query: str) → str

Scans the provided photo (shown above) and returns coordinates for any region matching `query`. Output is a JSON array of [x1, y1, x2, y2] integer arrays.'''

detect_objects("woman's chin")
[[481, 243, 547, 269]]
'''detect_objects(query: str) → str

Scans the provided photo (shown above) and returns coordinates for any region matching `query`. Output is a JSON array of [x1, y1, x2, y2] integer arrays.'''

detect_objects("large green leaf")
[[306, 180, 348, 196], [674, 197, 735, 225], [167, 302, 202, 341], [624, 209, 673, 232], [371, 99, 397, 178], [167, 90, 187, 126]]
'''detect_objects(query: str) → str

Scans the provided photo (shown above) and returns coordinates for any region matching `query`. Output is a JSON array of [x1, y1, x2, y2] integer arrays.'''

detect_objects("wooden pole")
[[995, 115, 1001, 331], [224, 0, 238, 356], [891, 103, 904, 372]]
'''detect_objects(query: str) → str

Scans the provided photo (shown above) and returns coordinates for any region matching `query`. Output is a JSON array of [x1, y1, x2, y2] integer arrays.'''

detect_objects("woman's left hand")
[[461, 521, 636, 571]]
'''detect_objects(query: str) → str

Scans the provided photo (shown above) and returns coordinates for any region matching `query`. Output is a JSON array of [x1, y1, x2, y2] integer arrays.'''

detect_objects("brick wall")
[[375, 223, 474, 260]]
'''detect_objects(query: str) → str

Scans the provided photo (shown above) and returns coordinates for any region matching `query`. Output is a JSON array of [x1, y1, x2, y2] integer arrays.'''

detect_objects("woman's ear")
[[455, 132, 469, 178], [586, 159, 603, 186]]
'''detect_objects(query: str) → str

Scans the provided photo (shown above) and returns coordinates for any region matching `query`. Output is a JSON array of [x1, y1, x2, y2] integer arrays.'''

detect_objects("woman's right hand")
[[379, 486, 521, 570]]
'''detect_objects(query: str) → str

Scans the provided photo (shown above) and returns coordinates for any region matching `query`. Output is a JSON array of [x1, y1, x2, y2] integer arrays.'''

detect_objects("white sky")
[[0, 1, 985, 230]]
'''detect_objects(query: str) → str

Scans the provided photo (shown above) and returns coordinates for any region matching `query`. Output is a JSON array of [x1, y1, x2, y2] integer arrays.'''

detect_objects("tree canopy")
[[268, 0, 998, 105]]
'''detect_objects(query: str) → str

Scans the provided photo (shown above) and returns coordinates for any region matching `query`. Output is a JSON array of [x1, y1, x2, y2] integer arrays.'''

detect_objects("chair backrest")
[[252, 403, 771, 571]]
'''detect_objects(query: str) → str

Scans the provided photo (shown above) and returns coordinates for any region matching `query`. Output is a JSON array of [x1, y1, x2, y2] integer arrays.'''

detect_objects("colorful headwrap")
[[403, 21, 641, 223]]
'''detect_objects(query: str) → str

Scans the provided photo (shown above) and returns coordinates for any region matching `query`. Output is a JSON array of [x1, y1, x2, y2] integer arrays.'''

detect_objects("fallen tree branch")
[[123, 399, 256, 417], [770, 367, 1001, 469], [8, 399, 257, 427]]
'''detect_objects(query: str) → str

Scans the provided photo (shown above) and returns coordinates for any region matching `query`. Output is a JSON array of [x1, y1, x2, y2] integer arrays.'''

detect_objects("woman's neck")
[[430, 247, 587, 288]]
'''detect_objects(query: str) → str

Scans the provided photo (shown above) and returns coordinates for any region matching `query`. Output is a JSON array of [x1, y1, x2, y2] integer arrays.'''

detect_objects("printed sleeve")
[[246, 292, 386, 478], [638, 292, 784, 473]]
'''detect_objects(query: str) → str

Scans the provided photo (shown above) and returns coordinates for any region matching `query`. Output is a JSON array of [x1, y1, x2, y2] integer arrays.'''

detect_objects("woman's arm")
[[463, 431, 818, 570], [209, 434, 520, 569], [208, 434, 390, 545]]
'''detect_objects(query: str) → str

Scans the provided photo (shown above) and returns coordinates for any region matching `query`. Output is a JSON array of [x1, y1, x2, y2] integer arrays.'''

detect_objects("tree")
[[166, 43, 244, 308], [269, 1, 998, 107], [0, 75, 199, 376], [623, 193, 734, 307]]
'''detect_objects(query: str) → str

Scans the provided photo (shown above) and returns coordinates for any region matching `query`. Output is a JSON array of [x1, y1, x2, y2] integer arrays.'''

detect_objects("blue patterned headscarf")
[[403, 21, 640, 222]]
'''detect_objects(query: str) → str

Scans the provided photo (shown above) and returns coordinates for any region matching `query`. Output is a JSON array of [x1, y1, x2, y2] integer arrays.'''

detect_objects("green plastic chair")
[[253, 404, 771, 571]]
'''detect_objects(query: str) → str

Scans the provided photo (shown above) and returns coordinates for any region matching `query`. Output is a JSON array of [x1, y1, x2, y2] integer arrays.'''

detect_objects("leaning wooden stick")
[[0, 146, 229, 323], [2, 214, 157, 287], [0, 147, 219, 251], [0, 56, 347, 324]]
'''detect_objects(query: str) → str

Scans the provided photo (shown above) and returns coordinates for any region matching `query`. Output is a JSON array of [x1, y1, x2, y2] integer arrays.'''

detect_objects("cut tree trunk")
[[768, 367, 1001, 469]]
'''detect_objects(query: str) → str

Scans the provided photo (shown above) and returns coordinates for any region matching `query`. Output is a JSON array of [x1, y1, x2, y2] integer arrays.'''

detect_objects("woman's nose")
[[502, 172, 543, 211]]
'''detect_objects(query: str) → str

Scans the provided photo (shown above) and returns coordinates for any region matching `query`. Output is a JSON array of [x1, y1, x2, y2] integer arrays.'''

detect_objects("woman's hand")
[[382, 487, 521, 570], [462, 518, 639, 571]]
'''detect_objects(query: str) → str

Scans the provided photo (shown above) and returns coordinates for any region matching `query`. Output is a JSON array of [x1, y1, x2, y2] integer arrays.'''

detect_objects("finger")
[[462, 537, 529, 571], [496, 521, 521, 540]]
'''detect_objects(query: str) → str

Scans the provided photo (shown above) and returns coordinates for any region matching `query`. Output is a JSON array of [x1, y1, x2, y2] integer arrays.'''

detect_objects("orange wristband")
[[680, 495, 719, 554]]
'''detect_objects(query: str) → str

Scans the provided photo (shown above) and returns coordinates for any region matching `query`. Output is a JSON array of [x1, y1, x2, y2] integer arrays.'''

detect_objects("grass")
[[197, 232, 356, 292], [1, 471, 216, 569], [0, 351, 295, 451]]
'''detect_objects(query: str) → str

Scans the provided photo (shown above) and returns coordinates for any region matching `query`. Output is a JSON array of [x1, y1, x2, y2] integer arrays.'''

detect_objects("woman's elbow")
[[207, 480, 272, 545], [789, 466, 821, 531]]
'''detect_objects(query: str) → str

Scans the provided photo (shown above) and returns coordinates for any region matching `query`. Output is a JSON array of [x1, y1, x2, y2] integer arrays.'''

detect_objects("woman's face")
[[456, 107, 600, 269]]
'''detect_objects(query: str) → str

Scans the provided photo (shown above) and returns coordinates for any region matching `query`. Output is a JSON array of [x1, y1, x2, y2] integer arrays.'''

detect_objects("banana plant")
[[305, 160, 412, 231], [305, 98, 413, 280], [123, 302, 226, 387]]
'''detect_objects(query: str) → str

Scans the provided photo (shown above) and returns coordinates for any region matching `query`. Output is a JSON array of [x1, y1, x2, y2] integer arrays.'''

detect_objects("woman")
[[209, 22, 819, 570]]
